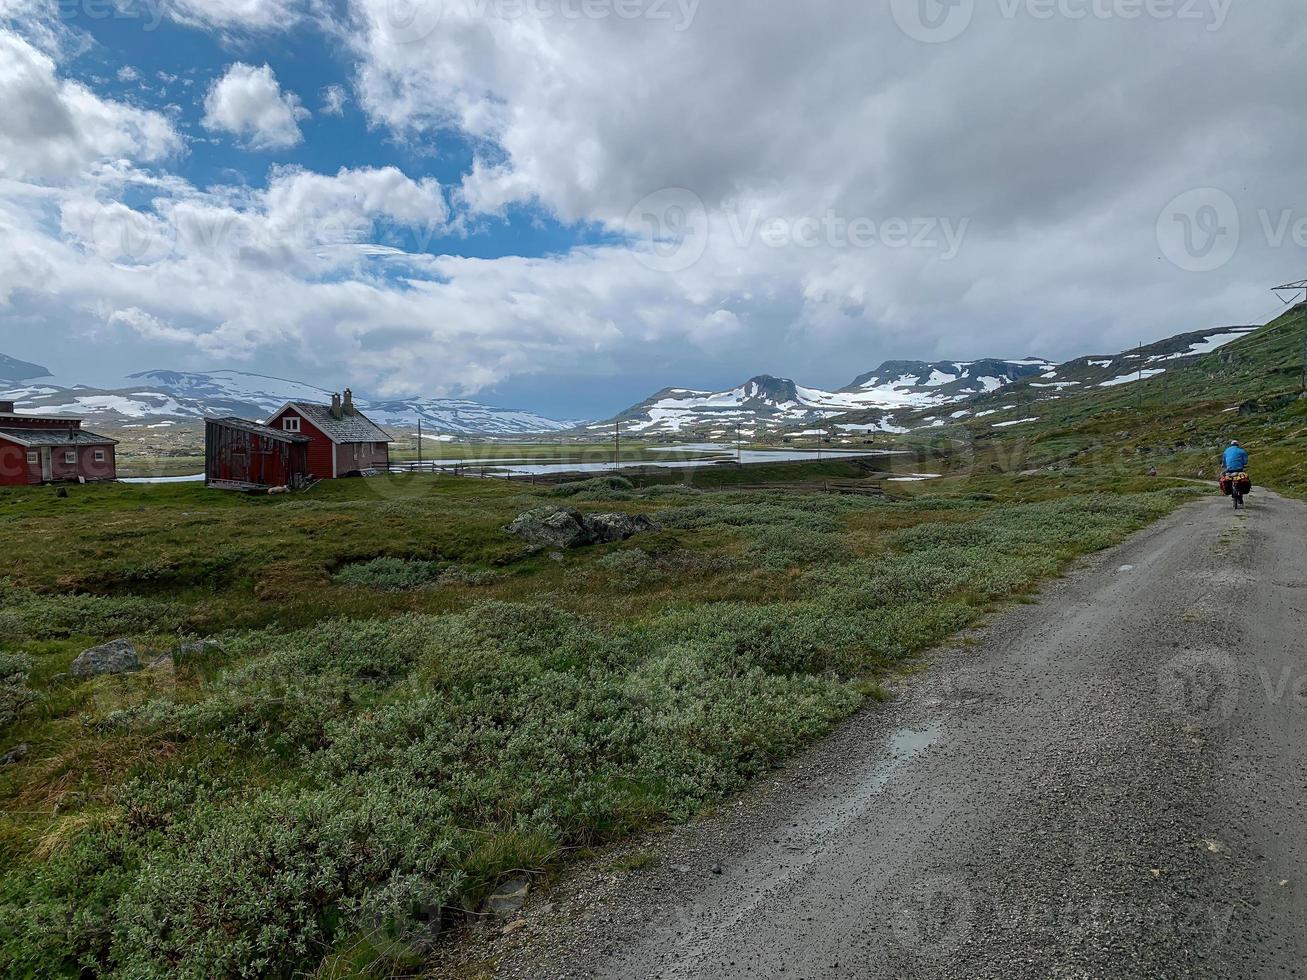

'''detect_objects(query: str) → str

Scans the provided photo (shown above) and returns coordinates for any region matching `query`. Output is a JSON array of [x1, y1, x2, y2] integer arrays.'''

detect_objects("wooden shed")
[[205, 417, 312, 492]]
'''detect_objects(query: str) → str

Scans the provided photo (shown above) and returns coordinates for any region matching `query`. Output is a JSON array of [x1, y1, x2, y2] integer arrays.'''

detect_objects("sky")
[[0, 0, 1304, 420]]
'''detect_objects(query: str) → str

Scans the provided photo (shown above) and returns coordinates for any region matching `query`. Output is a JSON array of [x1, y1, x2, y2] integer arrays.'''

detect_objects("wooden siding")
[[205, 420, 310, 489]]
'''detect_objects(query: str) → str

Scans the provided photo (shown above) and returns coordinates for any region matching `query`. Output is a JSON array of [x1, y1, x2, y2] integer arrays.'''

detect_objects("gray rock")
[[484, 876, 532, 920], [505, 508, 663, 550], [506, 508, 593, 549], [1, 743, 28, 767], [585, 512, 662, 544], [70, 639, 141, 679]]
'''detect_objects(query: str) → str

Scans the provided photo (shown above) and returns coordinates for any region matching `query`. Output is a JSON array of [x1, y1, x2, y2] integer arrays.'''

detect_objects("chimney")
[[343, 388, 355, 416], [331, 393, 343, 420], [0, 400, 13, 414]]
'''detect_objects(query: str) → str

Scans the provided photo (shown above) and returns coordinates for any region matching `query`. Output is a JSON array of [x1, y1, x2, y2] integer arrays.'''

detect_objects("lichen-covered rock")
[[505, 508, 662, 550], [70, 639, 141, 679], [505, 508, 594, 549], [585, 512, 662, 544]]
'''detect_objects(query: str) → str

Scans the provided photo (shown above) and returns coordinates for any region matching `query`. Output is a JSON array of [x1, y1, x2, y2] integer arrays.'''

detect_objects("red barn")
[[205, 417, 312, 491], [266, 390, 392, 480], [0, 401, 117, 486]]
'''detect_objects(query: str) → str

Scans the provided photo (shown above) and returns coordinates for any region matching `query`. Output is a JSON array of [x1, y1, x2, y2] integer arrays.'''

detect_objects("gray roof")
[[210, 416, 309, 444], [0, 428, 117, 447], [282, 402, 392, 444]]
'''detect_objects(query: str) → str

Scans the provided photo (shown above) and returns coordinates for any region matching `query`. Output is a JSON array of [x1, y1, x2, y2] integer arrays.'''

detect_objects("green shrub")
[[543, 476, 636, 501], [0, 652, 35, 731]]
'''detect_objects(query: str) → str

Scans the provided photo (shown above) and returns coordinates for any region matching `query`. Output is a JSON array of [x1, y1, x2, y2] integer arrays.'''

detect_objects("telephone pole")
[[613, 420, 621, 471], [417, 418, 423, 471]]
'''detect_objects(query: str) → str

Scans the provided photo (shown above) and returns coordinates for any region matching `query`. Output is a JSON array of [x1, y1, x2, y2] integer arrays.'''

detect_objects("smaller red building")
[[0, 401, 117, 486], [266, 390, 391, 480], [205, 417, 311, 491]]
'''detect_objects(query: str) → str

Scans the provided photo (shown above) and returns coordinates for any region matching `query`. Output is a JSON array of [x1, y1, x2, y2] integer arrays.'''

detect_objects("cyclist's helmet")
[[1230, 440, 1241, 447]]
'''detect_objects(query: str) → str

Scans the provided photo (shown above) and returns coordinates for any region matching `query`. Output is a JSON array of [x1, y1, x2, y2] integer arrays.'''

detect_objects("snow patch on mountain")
[[1, 368, 578, 435]]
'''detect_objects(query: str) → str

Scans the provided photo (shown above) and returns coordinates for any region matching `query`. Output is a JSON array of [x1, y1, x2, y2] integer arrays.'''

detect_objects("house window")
[[26, 452, 36, 464], [94, 450, 106, 463], [283, 417, 301, 433], [65, 451, 76, 465]]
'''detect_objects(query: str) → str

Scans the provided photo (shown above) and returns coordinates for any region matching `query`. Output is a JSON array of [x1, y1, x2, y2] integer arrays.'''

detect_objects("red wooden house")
[[205, 417, 311, 491], [0, 401, 118, 486], [266, 390, 392, 480]]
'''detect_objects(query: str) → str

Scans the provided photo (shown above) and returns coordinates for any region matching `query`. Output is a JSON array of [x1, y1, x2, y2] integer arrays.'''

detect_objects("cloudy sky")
[[0, 0, 1302, 418]]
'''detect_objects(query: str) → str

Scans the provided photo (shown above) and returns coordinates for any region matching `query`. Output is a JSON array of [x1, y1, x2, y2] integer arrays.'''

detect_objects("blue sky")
[[0, 1, 1300, 420]]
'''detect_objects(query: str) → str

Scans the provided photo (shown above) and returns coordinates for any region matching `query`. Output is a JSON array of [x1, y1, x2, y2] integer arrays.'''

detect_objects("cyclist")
[[1223, 440, 1249, 475]]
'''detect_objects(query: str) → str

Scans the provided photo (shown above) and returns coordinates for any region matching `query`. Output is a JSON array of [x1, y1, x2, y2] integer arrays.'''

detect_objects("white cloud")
[[320, 84, 347, 116], [202, 63, 308, 151], [0, 31, 181, 182], [165, 0, 307, 32], [116, 66, 139, 83]]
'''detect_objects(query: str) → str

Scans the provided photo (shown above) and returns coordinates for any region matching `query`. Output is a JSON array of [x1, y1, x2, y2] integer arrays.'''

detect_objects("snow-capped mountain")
[[0, 353, 50, 385], [0, 367, 578, 435], [841, 358, 1051, 405], [606, 358, 1052, 435]]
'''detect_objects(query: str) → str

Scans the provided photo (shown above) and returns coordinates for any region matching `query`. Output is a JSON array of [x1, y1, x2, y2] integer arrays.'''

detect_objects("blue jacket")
[[1224, 446, 1249, 472]]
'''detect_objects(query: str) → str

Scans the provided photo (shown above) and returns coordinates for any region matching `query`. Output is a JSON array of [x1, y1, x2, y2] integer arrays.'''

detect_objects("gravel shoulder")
[[446, 490, 1307, 979]]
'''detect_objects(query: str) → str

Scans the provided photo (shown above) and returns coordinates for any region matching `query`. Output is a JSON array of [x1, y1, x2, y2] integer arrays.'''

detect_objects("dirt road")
[[488, 491, 1307, 979]]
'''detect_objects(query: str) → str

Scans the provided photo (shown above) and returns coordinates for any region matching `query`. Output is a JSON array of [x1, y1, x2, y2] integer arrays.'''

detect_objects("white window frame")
[[26, 451, 37, 464], [94, 450, 106, 463], [283, 417, 301, 433], [64, 450, 77, 465]]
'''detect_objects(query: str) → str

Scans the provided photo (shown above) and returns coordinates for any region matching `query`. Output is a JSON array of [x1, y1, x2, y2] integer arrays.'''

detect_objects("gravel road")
[[471, 490, 1307, 979]]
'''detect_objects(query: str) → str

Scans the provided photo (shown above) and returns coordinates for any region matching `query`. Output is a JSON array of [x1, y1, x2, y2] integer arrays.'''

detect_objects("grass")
[[0, 468, 1201, 977]]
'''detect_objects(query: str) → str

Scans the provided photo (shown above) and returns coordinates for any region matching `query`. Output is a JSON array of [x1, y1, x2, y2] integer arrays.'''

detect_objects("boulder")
[[585, 512, 662, 544], [70, 639, 141, 679], [505, 508, 593, 549], [505, 509, 662, 550]]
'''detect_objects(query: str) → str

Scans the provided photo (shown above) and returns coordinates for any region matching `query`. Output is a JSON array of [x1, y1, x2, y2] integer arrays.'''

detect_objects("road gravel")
[[469, 491, 1307, 979]]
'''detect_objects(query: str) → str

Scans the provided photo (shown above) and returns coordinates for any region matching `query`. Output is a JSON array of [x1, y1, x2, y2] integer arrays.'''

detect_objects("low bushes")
[[0, 487, 1190, 976]]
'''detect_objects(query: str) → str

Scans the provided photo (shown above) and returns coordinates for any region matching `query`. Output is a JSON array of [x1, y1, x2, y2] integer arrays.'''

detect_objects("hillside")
[[910, 309, 1307, 496]]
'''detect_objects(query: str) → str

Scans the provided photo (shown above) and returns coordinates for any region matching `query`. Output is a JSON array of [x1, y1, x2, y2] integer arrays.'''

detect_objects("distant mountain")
[[0, 353, 51, 385], [0, 366, 579, 435], [604, 358, 1052, 436], [841, 358, 1051, 403]]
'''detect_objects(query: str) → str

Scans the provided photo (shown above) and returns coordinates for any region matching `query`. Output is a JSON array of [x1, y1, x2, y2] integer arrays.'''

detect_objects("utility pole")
[[735, 424, 742, 466], [417, 418, 423, 471], [1137, 341, 1145, 411], [613, 420, 621, 472], [1271, 279, 1307, 392]]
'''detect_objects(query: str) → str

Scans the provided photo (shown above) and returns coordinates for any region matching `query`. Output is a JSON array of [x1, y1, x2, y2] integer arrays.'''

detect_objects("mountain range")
[[0, 325, 1262, 438], [597, 357, 1053, 436], [0, 368, 579, 436]]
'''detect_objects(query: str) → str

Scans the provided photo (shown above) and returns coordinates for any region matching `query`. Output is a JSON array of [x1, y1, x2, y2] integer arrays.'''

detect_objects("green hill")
[[919, 306, 1307, 495]]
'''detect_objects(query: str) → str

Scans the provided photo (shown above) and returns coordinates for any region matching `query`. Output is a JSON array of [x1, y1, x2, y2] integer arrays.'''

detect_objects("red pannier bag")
[[1219, 475, 1234, 497]]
